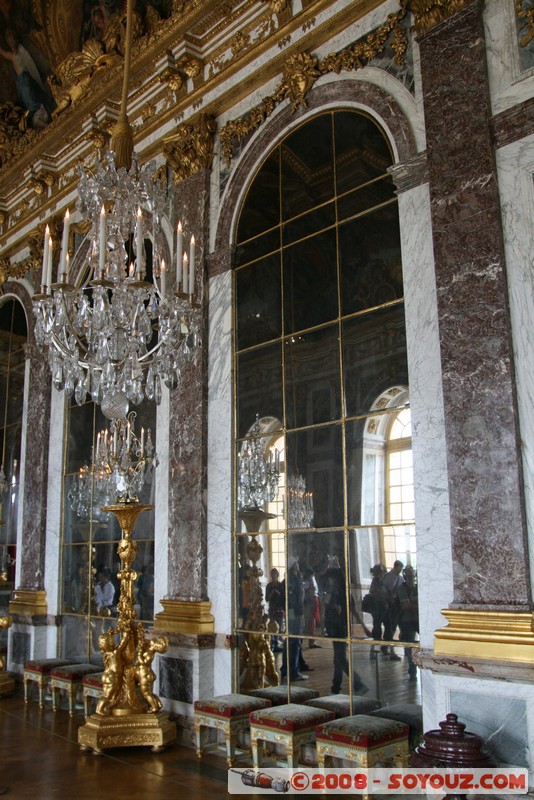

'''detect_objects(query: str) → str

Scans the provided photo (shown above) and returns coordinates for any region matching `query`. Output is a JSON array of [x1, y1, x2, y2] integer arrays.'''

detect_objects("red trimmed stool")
[[370, 703, 423, 750], [249, 702, 335, 768], [82, 671, 104, 716], [305, 694, 382, 719], [316, 714, 409, 794], [249, 685, 319, 706], [23, 659, 73, 708], [50, 664, 102, 716], [194, 693, 272, 767]]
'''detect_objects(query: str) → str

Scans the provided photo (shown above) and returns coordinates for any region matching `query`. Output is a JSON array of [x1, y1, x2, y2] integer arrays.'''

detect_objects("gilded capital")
[[408, 0, 471, 36], [163, 113, 216, 184]]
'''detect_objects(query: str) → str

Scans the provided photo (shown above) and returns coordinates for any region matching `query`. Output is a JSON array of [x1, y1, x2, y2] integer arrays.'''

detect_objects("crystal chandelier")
[[69, 413, 157, 511], [32, 156, 200, 418], [31, 0, 200, 420], [287, 473, 314, 528], [237, 415, 280, 512]]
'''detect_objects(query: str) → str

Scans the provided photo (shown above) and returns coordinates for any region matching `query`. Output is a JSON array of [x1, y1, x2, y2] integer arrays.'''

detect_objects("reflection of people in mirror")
[[0, 29, 55, 128]]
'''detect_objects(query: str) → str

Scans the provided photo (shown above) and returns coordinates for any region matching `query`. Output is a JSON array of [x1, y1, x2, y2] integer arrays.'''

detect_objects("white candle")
[[41, 224, 50, 291], [46, 235, 53, 290], [136, 207, 143, 275], [160, 259, 166, 296], [65, 252, 70, 281], [182, 252, 189, 295], [140, 427, 145, 457], [176, 221, 183, 287], [189, 234, 195, 296], [126, 421, 131, 451], [113, 428, 117, 456], [99, 206, 106, 276], [97, 432, 101, 457], [60, 209, 70, 276]]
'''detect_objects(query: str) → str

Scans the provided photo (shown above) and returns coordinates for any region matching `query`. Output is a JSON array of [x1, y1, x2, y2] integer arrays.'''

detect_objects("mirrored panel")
[[282, 202, 336, 247], [61, 615, 90, 662], [284, 324, 341, 429], [281, 114, 334, 218], [286, 426, 343, 529], [236, 344, 283, 439], [339, 205, 402, 316], [342, 304, 408, 418], [334, 110, 393, 196], [283, 228, 338, 335], [235, 228, 281, 268], [236, 254, 282, 350], [236, 149, 280, 243]]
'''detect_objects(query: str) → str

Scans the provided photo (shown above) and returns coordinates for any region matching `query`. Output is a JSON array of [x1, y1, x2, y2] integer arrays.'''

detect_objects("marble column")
[[154, 168, 214, 637], [417, 1, 532, 658], [8, 343, 51, 672]]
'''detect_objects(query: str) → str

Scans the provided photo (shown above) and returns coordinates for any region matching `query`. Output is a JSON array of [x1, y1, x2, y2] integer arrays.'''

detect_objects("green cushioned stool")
[[249, 685, 319, 706], [370, 703, 423, 750]]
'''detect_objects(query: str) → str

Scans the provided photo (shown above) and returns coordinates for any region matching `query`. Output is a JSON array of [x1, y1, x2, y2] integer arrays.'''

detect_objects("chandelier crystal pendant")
[[32, 157, 200, 418]]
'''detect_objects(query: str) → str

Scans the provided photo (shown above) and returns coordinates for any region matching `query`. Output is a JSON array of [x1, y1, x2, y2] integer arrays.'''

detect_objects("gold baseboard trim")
[[78, 711, 176, 753], [154, 598, 215, 635], [434, 609, 534, 662], [9, 590, 47, 616], [0, 672, 14, 696]]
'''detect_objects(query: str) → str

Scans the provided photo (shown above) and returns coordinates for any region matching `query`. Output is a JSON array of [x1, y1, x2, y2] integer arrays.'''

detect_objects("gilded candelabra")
[[78, 501, 175, 753], [238, 509, 279, 692]]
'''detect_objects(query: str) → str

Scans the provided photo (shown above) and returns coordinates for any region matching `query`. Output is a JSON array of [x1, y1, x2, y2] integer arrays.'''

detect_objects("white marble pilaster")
[[43, 386, 66, 619], [496, 133, 534, 596], [207, 270, 233, 648], [398, 182, 454, 647]]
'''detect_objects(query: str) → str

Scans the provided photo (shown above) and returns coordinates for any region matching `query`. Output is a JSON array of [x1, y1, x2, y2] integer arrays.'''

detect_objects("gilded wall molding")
[[516, 1, 534, 47], [163, 113, 216, 183], [0, 224, 52, 291], [219, 2, 408, 164], [408, 0, 471, 36], [434, 608, 534, 664]]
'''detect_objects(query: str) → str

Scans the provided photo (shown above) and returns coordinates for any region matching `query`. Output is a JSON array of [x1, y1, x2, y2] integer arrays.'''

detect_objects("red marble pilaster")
[[17, 343, 51, 590], [166, 169, 210, 600], [418, 2, 529, 607]]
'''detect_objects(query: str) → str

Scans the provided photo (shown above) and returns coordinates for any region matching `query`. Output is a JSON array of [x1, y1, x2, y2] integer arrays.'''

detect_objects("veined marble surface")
[[485, 0, 534, 116], [399, 183, 453, 647], [496, 132, 534, 596], [207, 270, 233, 636]]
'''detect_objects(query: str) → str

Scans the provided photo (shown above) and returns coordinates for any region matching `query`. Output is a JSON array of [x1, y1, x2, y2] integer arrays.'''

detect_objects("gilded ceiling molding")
[[0, 104, 31, 170], [261, 0, 290, 14], [219, 3, 408, 164], [163, 113, 216, 183], [408, 0, 471, 36], [516, 1, 534, 47], [0, 226, 46, 291], [28, 171, 55, 198]]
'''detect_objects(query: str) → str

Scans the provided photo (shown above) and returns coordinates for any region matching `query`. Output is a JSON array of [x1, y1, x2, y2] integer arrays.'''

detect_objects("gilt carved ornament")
[[163, 113, 216, 183]]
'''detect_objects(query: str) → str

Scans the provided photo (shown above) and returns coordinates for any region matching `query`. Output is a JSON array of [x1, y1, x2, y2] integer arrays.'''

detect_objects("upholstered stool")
[[316, 714, 409, 781], [249, 685, 319, 706], [194, 693, 272, 767], [23, 659, 73, 707], [370, 703, 423, 750], [249, 702, 335, 768], [305, 694, 381, 719], [82, 671, 104, 716], [50, 664, 102, 716]]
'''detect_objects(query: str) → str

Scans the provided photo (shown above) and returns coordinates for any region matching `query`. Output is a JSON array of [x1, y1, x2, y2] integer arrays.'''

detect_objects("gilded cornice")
[[516, 1, 534, 48], [408, 0, 472, 36], [163, 113, 216, 183], [220, 2, 408, 164]]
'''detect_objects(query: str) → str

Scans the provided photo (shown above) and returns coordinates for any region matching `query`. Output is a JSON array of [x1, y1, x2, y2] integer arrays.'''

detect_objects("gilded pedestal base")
[[434, 609, 534, 662], [9, 590, 47, 615], [0, 671, 14, 696], [78, 711, 176, 754], [154, 598, 214, 634]]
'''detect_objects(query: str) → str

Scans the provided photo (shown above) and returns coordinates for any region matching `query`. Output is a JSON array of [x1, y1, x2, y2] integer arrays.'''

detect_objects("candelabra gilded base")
[[78, 503, 176, 754], [0, 615, 14, 696], [238, 509, 279, 692]]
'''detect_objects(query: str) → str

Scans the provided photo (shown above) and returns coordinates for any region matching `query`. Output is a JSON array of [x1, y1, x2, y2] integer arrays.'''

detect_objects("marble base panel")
[[7, 618, 58, 675], [420, 666, 534, 783]]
